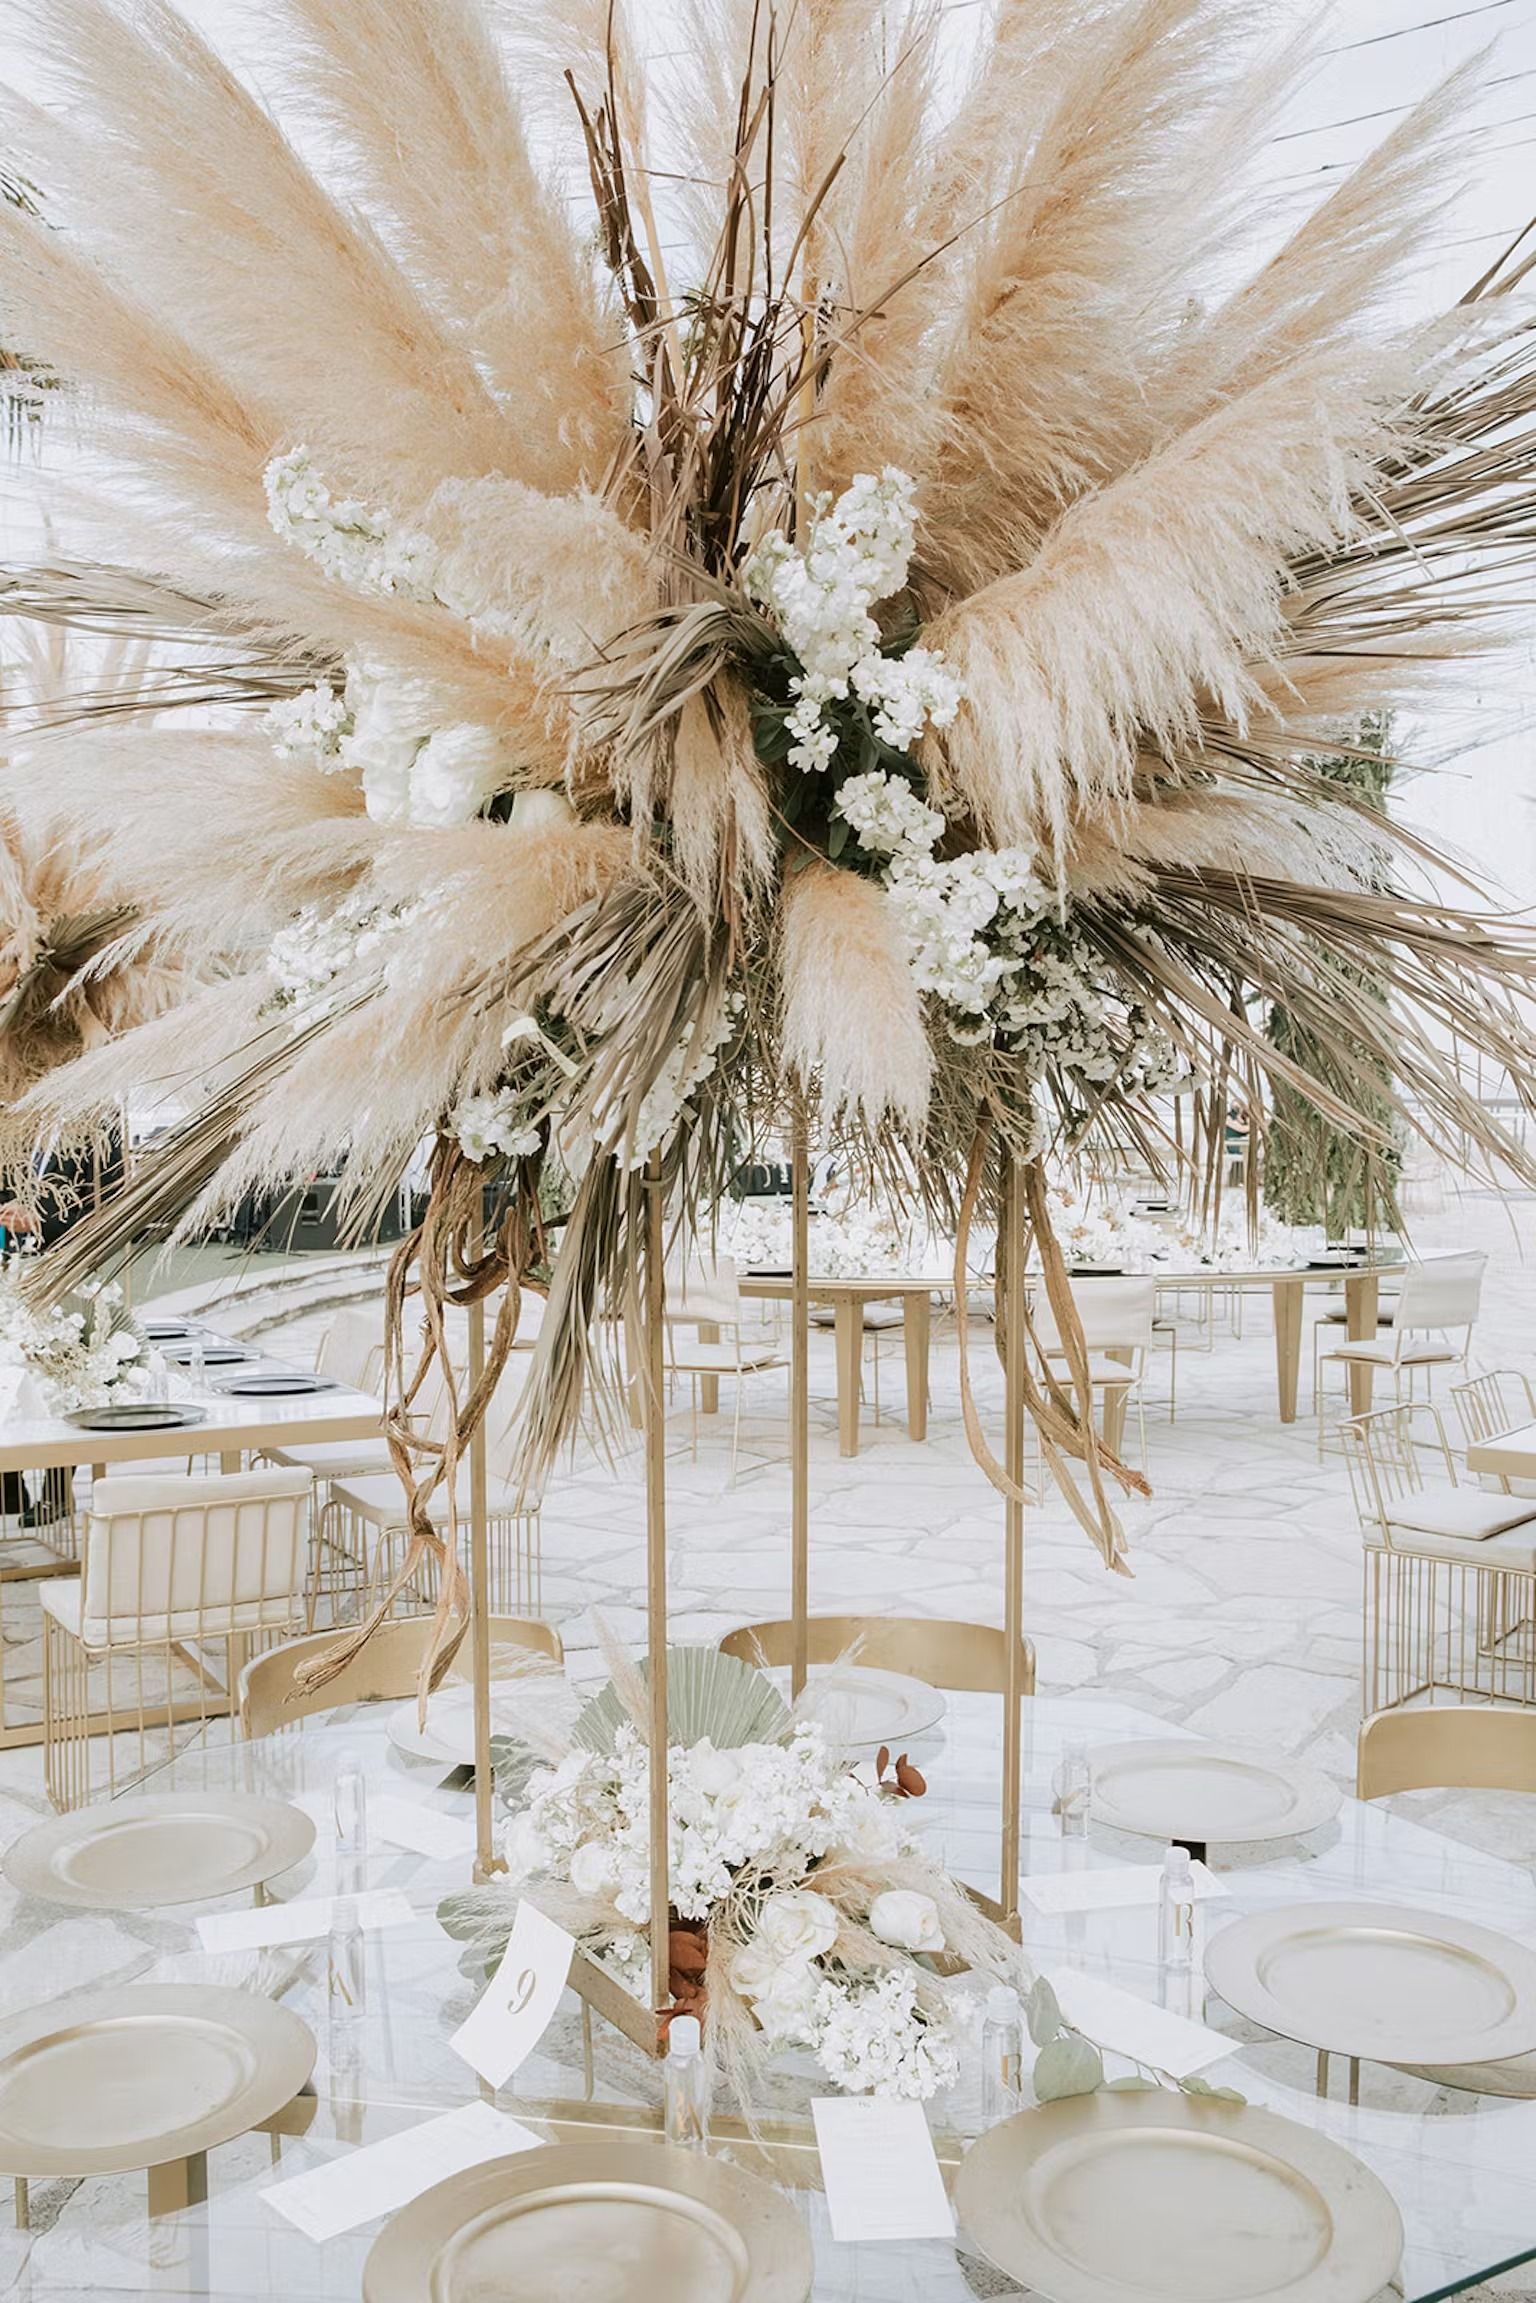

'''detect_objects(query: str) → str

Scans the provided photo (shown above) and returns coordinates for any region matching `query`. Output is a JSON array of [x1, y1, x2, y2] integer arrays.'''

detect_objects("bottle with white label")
[[981, 1984, 1023, 2125], [1158, 1844, 1197, 1972], [663, 2014, 711, 2150]]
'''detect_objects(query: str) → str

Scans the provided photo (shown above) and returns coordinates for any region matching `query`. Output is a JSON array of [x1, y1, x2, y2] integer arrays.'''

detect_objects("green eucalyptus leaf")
[[827, 817, 849, 860], [1104, 2075, 1160, 2092], [1032, 2034, 1105, 2101], [1024, 1977, 1063, 2046]]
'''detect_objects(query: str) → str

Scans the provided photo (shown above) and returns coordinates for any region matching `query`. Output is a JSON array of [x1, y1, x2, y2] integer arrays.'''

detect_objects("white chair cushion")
[[1386, 1490, 1536, 1541], [1323, 1338, 1457, 1367], [1046, 1353, 1141, 1388], [268, 1440, 395, 1475], [667, 1342, 784, 1373], [1368, 1519, 1536, 1574], [328, 1471, 540, 1528]]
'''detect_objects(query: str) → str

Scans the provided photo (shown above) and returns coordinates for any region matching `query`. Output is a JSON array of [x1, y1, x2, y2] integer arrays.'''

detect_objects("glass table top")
[[3, 1689, 1534, 2301]]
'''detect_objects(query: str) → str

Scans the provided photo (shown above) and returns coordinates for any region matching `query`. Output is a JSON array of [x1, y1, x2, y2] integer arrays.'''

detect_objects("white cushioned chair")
[[42, 1466, 313, 1808]]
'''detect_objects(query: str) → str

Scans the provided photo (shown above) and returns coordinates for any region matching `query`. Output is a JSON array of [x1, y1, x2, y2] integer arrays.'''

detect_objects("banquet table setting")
[[4, 1689, 1536, 2302]]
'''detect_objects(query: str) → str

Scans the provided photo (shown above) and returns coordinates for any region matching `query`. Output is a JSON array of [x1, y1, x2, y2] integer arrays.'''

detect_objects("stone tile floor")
[[5, 1183, 1536, 2294]]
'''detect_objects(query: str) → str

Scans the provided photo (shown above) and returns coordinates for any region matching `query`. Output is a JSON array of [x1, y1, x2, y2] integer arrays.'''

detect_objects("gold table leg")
[[904, 1291, 930, 1442], [1273, 1278, 1304, 1423], [13, 2177, 28, 2229], [1344, 1274, 1380, 1417], [833, 1298, 862, 1457], [147, 2150, 208, 2217]]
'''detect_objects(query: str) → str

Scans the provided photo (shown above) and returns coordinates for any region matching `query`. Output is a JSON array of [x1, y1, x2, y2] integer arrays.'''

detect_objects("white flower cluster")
[[623, 996, 739, 1171], [833, 770, 944, 858], [264, 448, 438, 599], [0, 1274, 146, 1414], [266, 893, 418, 1015], [714, 1194, 936, 1279], [453, 1088, 541, 1166], [829, 766, 1179, 1095], [507, 1719, 966, 2099], [262, 454, 512, 829], [266, 680, 352, 768], [745, 469, 961, 772], [813, 1965, 963, 2100], [511, 1723, 906, 1927]]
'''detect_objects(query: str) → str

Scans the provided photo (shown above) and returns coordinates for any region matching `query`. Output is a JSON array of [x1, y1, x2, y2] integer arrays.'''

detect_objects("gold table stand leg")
[[147, 2150, 208, 2218]]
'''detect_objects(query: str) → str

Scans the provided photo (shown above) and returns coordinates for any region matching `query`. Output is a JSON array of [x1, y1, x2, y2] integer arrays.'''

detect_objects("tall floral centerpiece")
[[0, 0, 1533, 1665]]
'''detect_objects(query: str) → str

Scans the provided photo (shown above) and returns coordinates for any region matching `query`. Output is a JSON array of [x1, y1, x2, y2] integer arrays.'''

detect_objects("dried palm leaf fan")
[[2, 0, 1536, 1687]]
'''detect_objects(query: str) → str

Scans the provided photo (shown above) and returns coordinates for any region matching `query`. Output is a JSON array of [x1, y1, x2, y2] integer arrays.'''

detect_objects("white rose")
[[728, 1940, 778, 1999], [756, 1889, 840, 1963], [342, 664, 436, 819], [510, 788, 576, 832], [867, 1889, 945, 1954], [568, 1840, 613, 1899], [408, 724, 506, 827], [689, 1739, 744, 1800], [747, 1958, 821, 2044], [503, 1809, 544, 1876]]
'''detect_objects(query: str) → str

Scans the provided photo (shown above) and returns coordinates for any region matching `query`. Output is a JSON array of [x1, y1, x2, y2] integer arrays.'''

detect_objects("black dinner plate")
[[63, 1404, 209, 1432], [217, 1373, 336, 1397], [164, 1345, 249, 1366]]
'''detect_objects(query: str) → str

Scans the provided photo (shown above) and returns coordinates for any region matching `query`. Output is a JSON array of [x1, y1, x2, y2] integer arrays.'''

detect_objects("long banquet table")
[[0, 1333, 383, 1747], [4, 1690, 1534, 2300]]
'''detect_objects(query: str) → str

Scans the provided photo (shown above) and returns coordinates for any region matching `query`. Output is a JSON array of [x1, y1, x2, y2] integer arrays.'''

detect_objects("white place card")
[[1043, 1965, 1233, 2079], [195, 1888, 416, 1954], [1022, 1861, 1228, 1916], [368, 1796, 477, 1862], [450, 1900, 575, 2089], [811, 2095, 954, 2243], [262, 2101, 543, 2241]]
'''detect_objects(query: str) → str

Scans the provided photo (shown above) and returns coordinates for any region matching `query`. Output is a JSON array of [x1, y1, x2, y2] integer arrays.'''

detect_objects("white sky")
[[5, 0, 1536, 897]]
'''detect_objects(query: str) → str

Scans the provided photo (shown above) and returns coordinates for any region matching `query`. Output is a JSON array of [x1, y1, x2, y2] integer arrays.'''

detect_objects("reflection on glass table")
[[2, 1691, 1535, 2301]]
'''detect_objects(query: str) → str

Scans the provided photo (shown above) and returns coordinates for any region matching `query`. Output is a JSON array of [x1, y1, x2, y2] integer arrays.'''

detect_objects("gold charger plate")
[[955, 2091, 1403, 2303], [0, 1984, 315, 2177], [363, 2136, 814, 2303], [1088, 1739, 1341, 1844], [3, 1793, 315, 1909], [1205, 1900, 1536, 2066]]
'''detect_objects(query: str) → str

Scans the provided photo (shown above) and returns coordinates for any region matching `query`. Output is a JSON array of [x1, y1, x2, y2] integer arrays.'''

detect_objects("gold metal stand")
[[642, 1153, 670, 2016], [790, 1112, 810, 1699], [467, 1288, 500, 1881], [1000, 1160, 1026, 1929]]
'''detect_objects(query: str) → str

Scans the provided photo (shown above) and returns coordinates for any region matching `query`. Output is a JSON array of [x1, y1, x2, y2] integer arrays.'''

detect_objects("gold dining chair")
[[41, 1466, 314, 1808], [719, 1613, 1036, 1696], [1356, 1704, 1536, 2098], [239, 1612, 563, 1736], [1345, 1401, 1536, 1713]]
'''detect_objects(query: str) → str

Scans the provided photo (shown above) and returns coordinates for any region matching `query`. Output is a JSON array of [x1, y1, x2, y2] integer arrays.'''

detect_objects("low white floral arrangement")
[[0, 1269, 148, 1413], [440, 1644, 1021, 2106]]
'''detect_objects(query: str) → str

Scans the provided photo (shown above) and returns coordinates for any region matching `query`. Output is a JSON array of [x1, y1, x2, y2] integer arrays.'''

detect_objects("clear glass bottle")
[[187, 1333, 206, 1390], [334, 1752, 368, 1866], [1052, 1737, 1092, 1839], [980, 1984, 1023, 2125], [1158, 1843, 1197, 1972], [663, 2014, 711, 2150]]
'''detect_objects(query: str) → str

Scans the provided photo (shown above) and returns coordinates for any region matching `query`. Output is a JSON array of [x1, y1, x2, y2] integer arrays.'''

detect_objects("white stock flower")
[[453, 1088, 540, 1165], [746, 470, 961, 773], [265, 446, 438, 599], [266, 680, 352, 767], [833, 770, 944, 861], [867, 1888, 945, 1954]]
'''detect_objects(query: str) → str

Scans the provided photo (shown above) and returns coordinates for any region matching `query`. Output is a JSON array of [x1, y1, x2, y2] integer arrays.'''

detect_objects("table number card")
[[811, 2095, 955, 2243], [196, 1888, 416, 1954], [450, 1900, 575, 2088], [262, 2101, 543, 2241]]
